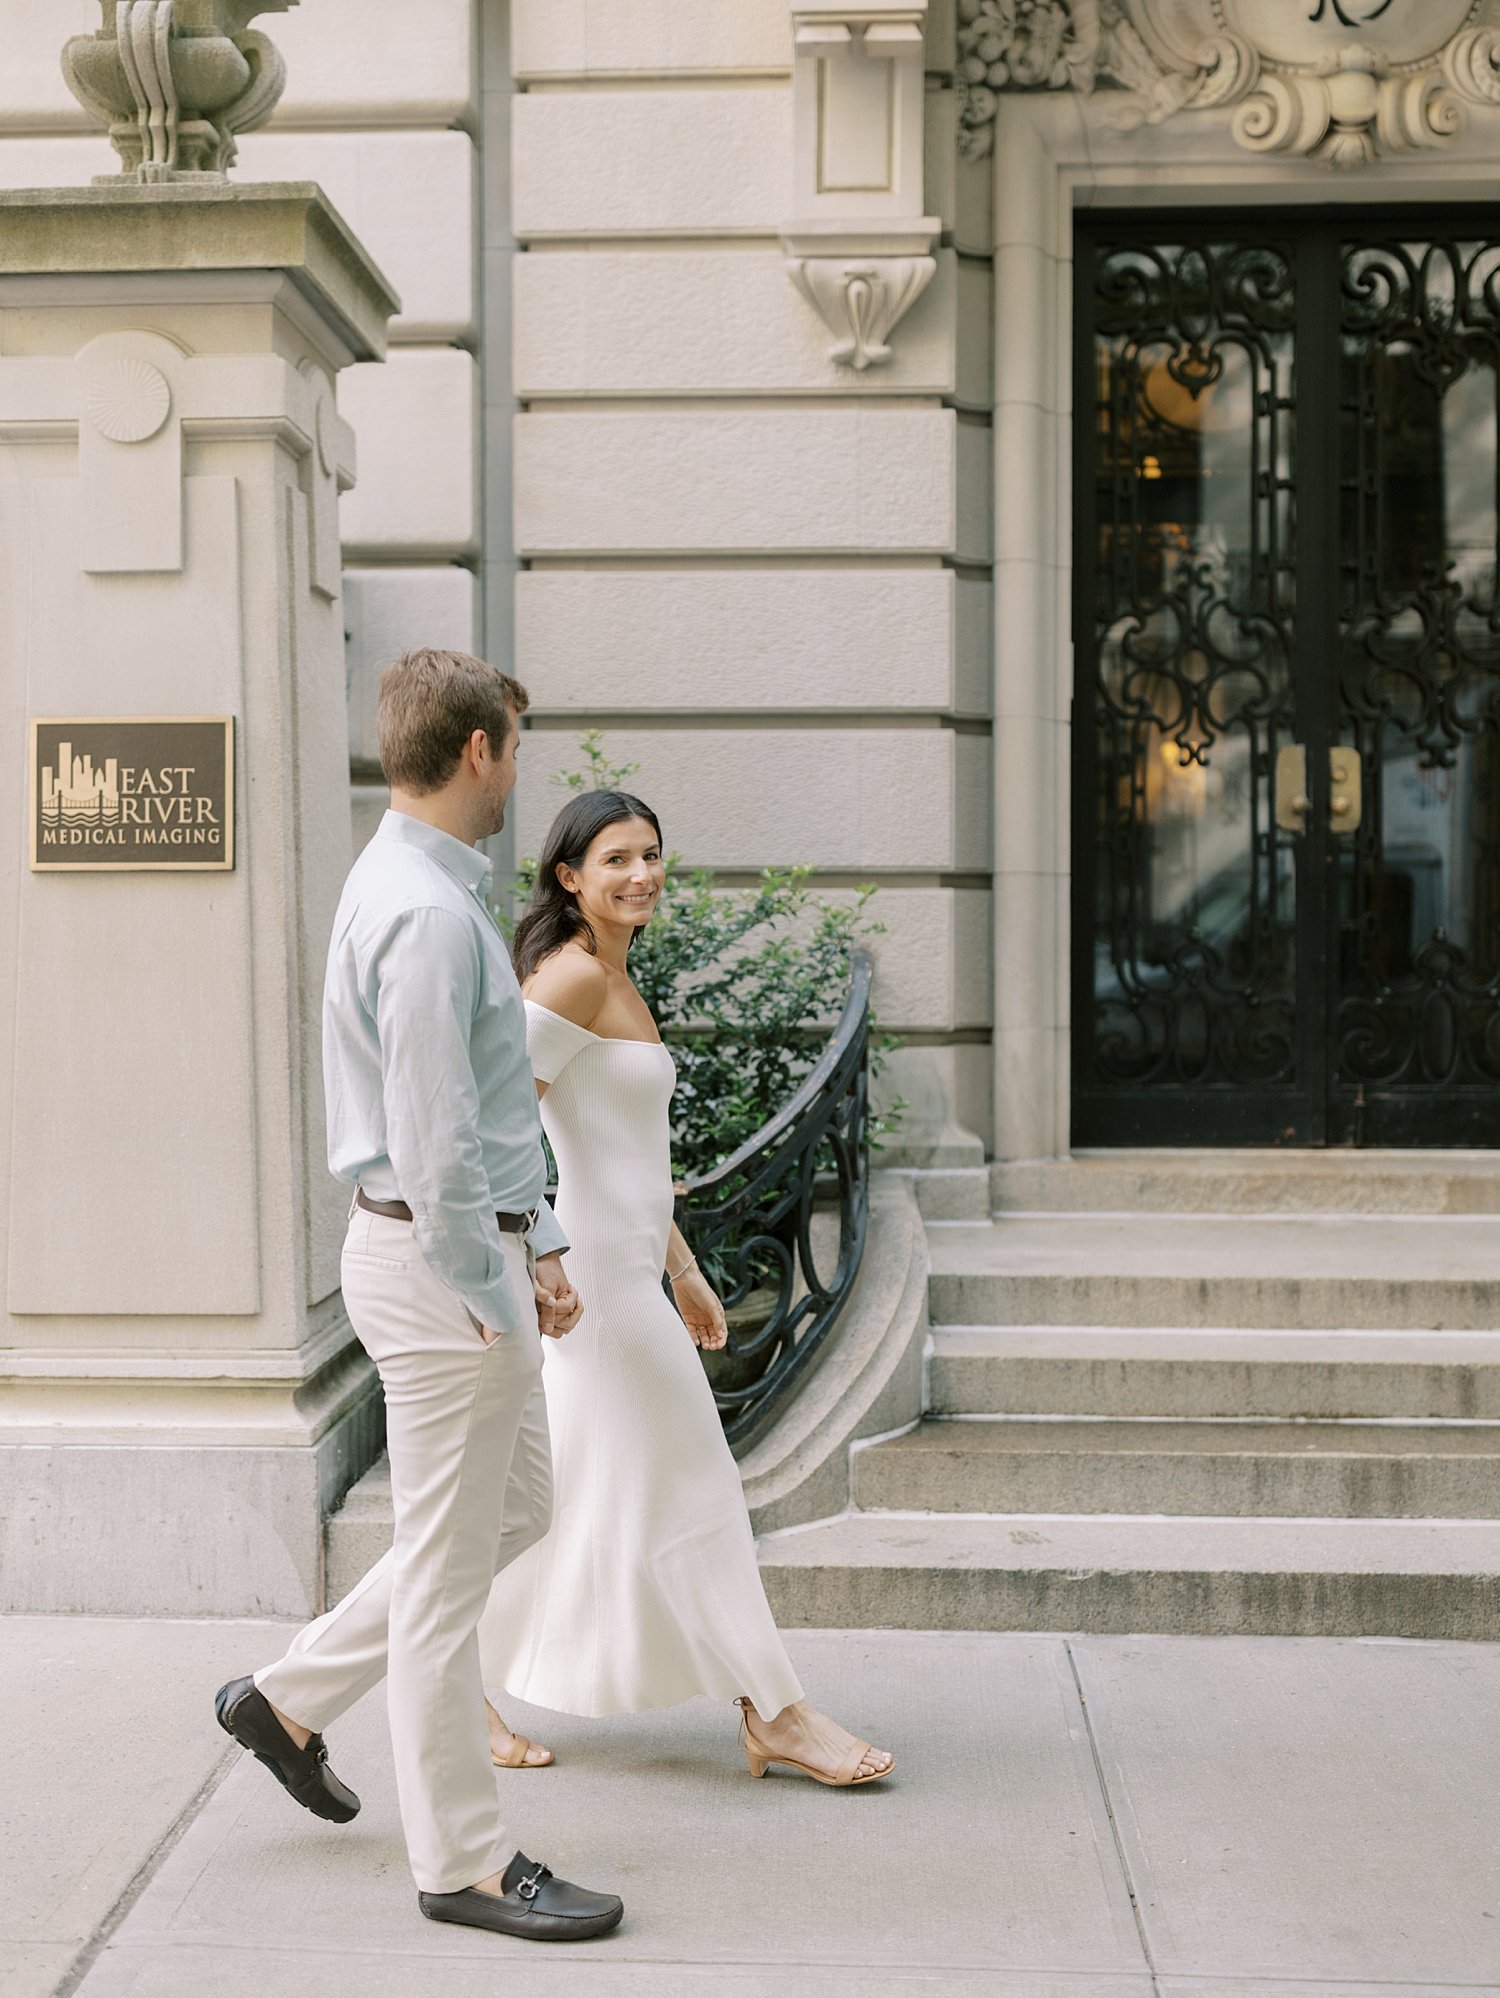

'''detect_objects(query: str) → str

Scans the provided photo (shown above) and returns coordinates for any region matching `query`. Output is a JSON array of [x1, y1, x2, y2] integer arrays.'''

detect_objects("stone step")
[[992, 1148, 1500, 1217], [854, 1417, 1500, 1518], [756, 1511, 1500, 1638], [928, 1326, 1500, 1419], [927, 1216, 1500, 1331], [324, 1454, 391, 1608], [905, 1165, 991, 1222]]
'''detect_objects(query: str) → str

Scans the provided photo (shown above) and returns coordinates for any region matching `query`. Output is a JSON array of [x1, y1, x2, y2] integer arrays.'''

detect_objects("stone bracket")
[[782, 227, 939, 372], [781, 2, 940, 371]]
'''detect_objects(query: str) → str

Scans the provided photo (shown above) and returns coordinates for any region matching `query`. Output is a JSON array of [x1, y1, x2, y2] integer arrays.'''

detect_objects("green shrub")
[[500, 731, 900, 1182]]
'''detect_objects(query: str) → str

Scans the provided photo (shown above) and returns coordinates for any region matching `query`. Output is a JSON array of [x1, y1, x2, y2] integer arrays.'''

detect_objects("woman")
[[478, 790, 893, 1789]]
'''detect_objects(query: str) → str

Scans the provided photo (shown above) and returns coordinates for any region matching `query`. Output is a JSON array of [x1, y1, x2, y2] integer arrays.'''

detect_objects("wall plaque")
[[29, 717, 235, 872]]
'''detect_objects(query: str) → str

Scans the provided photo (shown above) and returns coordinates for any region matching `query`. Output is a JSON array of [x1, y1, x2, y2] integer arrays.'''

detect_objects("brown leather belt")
[[356, 1186, 534, 1235]]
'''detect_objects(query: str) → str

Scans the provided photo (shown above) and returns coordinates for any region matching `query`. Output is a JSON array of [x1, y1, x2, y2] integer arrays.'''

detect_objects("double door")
[[1073, 213, 1500, 1147]]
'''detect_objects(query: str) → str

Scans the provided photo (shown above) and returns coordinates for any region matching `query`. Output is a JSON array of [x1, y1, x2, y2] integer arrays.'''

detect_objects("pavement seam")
[[50, 1739, 239, 1998], [1064, 1637, 1162, 1998]]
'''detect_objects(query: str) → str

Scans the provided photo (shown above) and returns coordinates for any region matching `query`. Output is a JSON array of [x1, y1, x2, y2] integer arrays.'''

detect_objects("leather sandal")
[[737, 1697, 893, 1788], [491, 1730, 554, 1769]]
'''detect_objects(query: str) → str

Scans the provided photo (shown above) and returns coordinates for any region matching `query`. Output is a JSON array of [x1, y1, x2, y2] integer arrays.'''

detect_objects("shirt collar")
[[377, 809, 494, 896]]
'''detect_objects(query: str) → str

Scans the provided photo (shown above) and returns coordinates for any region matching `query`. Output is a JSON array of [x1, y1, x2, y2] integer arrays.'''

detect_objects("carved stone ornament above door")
[[956, 0, 1500, 167]]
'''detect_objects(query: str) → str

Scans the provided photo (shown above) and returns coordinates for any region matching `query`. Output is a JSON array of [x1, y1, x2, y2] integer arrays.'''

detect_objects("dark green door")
[[1073, 214, 1500, 1147]]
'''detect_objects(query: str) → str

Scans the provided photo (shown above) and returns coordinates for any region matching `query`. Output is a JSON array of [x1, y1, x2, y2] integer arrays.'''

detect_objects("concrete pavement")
[[4, 1619, 1500, 1996], [0, 1616, 288, 1998]]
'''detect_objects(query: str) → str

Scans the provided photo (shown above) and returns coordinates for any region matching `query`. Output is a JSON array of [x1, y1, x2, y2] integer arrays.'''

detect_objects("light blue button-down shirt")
[[323, 810, 566, 1335]]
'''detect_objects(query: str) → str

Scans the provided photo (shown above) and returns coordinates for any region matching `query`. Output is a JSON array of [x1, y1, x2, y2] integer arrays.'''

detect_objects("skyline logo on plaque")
[[29, 717, 235, 872]]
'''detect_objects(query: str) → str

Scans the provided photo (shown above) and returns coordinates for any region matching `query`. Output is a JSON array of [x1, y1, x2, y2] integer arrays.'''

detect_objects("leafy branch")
[[499, 734, 901, 1180]]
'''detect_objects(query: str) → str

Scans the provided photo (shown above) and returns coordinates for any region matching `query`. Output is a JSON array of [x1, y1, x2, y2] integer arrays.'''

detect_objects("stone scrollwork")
[[62, 0, 297, 183], [957, 0, 1101, 154], [956, 0, 1500, 168], [786, 256, 938, 372]]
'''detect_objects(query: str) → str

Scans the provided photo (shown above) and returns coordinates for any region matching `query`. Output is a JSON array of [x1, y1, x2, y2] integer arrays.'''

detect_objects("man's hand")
[[533, 1251, 582, 1340]]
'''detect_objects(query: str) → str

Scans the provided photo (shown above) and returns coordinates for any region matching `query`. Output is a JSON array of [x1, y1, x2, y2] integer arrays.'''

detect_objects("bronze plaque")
[[29, 717, 235, 872]]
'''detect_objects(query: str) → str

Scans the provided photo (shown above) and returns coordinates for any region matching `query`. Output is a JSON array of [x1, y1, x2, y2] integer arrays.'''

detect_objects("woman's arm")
[[665, 1221, 727, 1350], [665, 1220, 695, 1282]]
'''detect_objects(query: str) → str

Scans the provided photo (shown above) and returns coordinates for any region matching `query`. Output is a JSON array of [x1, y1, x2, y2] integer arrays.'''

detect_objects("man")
[[215, 648, 622, 1942]]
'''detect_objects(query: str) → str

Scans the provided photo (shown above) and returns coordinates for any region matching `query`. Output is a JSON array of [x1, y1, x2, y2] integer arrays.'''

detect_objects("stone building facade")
[[8, 0, 1500, 1613]]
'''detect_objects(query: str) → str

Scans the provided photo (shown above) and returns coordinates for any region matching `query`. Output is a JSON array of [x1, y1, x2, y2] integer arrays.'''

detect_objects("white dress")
[[478, 1001, 806, 1720]]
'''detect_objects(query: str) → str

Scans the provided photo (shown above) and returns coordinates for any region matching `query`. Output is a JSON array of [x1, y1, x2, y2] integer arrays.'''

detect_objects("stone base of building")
[[1, 1333, 383, 1618]]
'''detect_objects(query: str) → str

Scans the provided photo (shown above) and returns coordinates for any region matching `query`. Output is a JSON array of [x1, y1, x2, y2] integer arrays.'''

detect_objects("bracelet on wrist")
[[669, 1254, 698, 1283]]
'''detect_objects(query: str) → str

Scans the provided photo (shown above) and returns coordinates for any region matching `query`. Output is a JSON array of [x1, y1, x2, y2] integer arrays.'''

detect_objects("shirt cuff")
[[527, 1197, 569, 1260]]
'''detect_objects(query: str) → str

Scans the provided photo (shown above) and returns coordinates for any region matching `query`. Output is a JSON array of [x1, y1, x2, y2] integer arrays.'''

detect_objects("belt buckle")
[[522, 1204, 540, 1238]]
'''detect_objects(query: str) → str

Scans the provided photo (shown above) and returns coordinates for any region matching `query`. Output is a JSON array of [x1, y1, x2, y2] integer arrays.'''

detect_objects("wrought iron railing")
[[673, 950, 872, 1450]]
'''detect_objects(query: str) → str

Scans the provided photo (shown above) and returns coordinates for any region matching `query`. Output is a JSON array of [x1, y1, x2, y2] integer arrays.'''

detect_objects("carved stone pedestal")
[[0, 185, 397, 1614]]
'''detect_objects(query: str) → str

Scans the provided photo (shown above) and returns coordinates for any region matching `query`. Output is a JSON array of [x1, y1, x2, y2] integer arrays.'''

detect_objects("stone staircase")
[[756, 1152, 1500, 1639]]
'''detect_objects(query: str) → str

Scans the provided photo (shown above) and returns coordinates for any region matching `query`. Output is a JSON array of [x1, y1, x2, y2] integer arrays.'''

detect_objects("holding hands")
[[534, 1251, 583, 1339]]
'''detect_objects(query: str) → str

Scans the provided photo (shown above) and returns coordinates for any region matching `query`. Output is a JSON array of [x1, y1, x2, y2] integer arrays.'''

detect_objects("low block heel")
[[736, 1698, 769, 1778], [734, 1695, 894, 1789]]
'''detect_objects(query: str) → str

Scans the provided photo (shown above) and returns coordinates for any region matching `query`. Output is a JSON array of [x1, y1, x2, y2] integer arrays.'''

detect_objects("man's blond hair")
[[376, 648, 530, 795]]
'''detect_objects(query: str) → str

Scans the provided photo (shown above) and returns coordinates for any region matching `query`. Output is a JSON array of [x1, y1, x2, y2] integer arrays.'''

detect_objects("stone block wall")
[[2, 0, 997, 1154], [505, 0, 995, 1154]]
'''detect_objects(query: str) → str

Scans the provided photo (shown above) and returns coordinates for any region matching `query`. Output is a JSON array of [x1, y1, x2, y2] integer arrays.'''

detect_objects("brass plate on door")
[[1329, 746, 1362, 832], [1275, 742, 1309, 832]]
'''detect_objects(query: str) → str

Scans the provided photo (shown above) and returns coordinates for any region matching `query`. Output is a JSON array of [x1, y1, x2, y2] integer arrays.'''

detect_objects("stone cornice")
[[0, 182, 398, 361]]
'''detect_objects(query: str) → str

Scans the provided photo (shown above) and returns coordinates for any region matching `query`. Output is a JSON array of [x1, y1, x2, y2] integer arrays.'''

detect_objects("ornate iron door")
[[1073, 215, 1500, 1147]]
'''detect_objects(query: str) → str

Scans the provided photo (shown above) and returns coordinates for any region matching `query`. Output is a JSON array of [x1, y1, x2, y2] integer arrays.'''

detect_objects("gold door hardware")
[[1275, 743, 1309, 832], [1275, 743, 1363, 833], [1328, 744, 1362, 833]]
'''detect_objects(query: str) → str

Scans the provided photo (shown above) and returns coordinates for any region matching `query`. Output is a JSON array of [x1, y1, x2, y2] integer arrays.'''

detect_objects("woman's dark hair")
[[512, 790, 664, 983]]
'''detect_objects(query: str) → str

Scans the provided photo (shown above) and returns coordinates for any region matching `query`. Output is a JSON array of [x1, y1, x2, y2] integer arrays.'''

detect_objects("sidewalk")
[[5, 1619, 1500, 1997]]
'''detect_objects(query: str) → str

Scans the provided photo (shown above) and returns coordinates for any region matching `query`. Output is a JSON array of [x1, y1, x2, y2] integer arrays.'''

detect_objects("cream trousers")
[[256, 1207, 552, 1894]]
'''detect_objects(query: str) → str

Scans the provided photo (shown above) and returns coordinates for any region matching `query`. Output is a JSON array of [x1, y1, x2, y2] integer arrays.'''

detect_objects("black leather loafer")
[[214, 1675, 361, 1823], [418, 1850, 623, 1941]]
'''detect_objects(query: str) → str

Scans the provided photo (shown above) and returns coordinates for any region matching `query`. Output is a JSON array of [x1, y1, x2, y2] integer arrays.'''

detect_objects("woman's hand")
[[671, 1265, 727, 1350], [533, 1252, 582, 1339]]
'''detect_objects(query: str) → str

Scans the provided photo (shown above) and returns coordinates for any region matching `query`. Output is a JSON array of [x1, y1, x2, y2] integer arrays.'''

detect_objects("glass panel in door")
[[1335, 236, 1500, 1143], [1074, 237, 1308, 1143]]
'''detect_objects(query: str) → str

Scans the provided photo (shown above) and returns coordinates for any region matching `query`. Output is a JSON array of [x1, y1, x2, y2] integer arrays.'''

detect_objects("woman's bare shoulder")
[[523, 946, 609, 1029]]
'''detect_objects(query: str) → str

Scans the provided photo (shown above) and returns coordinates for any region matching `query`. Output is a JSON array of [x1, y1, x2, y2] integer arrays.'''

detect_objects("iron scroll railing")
[[673, 950, 872, 1450]]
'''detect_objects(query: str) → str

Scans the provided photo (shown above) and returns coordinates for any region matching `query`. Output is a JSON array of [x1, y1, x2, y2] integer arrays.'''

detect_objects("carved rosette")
[[956, 0, 1500, 169], [84, 357, 172, 442], [62, 0, 298, 183]]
